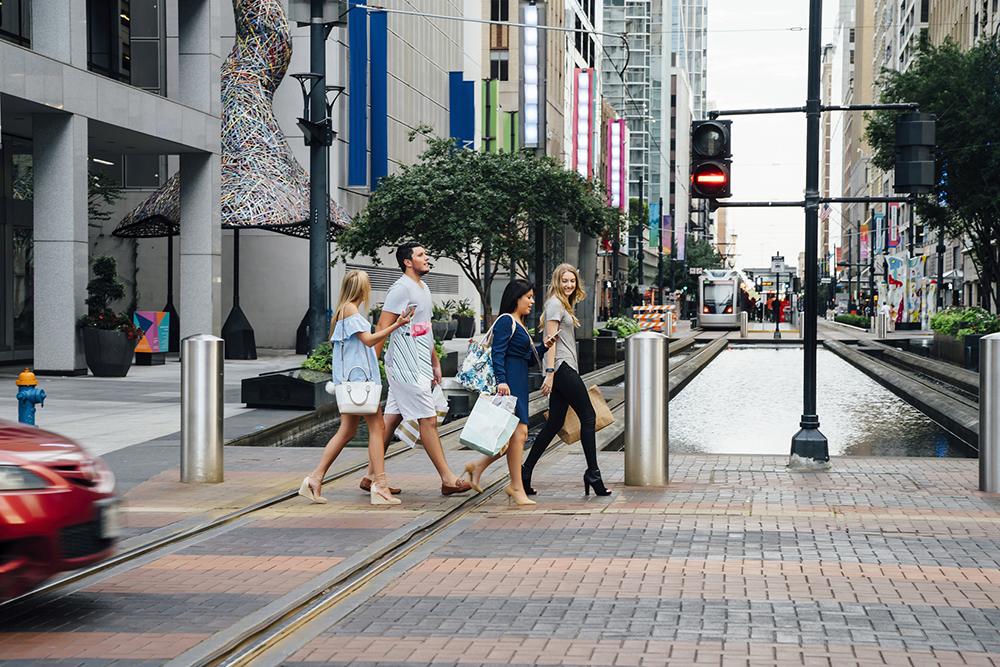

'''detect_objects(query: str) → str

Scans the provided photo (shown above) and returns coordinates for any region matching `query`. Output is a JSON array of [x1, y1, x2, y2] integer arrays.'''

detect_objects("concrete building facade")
[[1, 0, 223, 370]]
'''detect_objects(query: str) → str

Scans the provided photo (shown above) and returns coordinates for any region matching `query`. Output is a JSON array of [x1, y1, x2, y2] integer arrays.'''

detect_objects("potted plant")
[[442, 300, 459, 340], [435, 338, 459, 377], [432, 303, 450, 340], [453, 298, 476, 338], [930, 306, 1000, 371], [77, 256, 142, 377]]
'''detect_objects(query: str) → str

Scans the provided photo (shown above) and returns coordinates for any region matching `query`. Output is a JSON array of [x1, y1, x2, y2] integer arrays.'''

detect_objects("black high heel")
[[521, 468, 537, 496], [583, 469, 611, 496]]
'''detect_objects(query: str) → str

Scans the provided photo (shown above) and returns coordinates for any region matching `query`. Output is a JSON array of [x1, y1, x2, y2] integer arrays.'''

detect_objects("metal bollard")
[[181, 334, 225, 483], [624, 332, 669, 486], [980, 333, 1000, 492], [739, 311, 748, 338]]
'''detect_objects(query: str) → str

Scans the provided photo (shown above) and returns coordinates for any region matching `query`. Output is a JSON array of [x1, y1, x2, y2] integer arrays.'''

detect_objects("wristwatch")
[[545, 367, 555, 374]]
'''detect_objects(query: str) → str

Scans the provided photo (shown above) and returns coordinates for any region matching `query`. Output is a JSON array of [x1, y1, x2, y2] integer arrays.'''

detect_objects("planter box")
[[445, 320, 458, 340], [933, 331, 983, 370], [82, 328, 137, 377], [242, 368, 335, 410], [596, 336, 617, 367], [440, 350, 459, 377], [577, 339, 596, 374], [432, 321, 448, 340], [454, 315, 475, 338]]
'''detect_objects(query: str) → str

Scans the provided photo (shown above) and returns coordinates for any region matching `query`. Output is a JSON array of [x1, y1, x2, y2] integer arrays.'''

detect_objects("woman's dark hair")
[[498, 279, 534, 315]]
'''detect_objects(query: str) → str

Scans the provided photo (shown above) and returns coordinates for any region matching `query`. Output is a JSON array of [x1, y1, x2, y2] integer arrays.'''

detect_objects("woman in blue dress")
[[299, 270, 413, 505], [464, 279, 553, 507]]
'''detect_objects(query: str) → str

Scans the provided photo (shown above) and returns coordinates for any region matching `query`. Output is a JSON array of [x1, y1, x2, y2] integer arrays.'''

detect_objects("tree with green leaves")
[[865, 36, 1000, 310], [336, 129, 615, 319]]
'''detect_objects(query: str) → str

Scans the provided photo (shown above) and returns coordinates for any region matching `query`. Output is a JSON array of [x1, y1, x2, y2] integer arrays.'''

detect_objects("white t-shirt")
[[382, 274, 434, 385]]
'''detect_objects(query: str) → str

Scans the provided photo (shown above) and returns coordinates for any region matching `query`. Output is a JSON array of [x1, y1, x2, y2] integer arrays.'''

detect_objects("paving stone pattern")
[[4, 446, 1000, 666]]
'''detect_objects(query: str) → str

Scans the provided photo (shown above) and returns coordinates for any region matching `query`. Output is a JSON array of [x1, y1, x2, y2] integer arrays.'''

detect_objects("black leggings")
[[523, 364, 599, 475]]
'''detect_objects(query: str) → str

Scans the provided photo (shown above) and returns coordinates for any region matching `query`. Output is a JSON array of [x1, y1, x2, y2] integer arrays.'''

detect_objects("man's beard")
[[416, 265, 430, 277]]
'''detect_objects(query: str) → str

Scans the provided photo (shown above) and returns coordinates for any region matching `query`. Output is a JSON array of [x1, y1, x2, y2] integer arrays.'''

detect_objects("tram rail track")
[[191, 397, 629, 667], [0, 335, 697, 617]]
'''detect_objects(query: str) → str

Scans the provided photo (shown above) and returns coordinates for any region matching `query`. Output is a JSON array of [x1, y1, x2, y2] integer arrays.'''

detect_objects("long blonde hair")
[[331, 270, 372, 334], [543, 263, 586, 327]]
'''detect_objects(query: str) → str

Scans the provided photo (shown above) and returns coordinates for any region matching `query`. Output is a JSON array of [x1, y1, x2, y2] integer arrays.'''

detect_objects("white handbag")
[[326, 312, 381, 415], [334, 367, 380, 414]]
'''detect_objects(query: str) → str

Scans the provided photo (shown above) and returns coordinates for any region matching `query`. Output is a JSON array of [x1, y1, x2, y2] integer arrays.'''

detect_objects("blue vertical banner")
[[648, 201, 660, 246], [347, 1, 368, 187], [449, 72, 475, 149], [369, 9, 388, 188]]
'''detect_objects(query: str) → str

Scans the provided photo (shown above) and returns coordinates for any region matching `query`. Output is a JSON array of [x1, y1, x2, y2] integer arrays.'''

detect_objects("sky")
[[706, 0, 843, 270]]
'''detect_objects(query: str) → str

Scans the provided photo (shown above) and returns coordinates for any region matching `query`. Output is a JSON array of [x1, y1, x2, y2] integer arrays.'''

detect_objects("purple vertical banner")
[[369, 8, 387, 189], [347, 1, 368, 187], [676, 215, 686, 261], [662, 214, 672, 256]]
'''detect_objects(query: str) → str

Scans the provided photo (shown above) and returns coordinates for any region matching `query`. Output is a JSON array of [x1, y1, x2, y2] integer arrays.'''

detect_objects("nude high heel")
[[298, 476, 328, 504], [464, 462, 484, 493], [504, 485, 536, 507], [371, 474, 402, 505]]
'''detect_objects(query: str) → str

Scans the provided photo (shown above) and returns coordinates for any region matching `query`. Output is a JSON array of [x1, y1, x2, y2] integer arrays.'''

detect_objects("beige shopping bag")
[[545, 385, 615, 445]]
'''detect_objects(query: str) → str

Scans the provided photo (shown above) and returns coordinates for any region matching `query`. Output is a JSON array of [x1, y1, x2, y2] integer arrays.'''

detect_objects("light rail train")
[[698, 269, 744, 329]]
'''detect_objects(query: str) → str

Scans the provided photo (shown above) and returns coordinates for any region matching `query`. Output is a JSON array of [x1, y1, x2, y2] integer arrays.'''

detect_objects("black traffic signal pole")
[[657, 196, 664, 304], [702, 0, 923, 468]]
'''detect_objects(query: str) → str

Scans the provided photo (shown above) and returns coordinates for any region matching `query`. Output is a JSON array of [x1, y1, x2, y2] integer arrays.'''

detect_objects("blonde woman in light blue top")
[[299, 270, 413, 505]]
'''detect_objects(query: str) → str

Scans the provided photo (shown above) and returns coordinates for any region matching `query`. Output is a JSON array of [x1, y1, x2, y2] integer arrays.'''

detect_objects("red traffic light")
[[691, 162, 731, 198]]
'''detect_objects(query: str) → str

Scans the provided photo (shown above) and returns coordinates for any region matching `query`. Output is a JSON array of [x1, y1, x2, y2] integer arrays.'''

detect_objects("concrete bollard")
[[624, 332, 669, 486], [181, 334, 225, 483], [739, 311, 748, 338], [980, 333, 1000, 492]]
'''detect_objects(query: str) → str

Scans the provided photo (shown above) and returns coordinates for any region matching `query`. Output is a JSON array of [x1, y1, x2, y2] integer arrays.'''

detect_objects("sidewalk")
[[0, 350, 309, 492], [3, 440, 999, 665]]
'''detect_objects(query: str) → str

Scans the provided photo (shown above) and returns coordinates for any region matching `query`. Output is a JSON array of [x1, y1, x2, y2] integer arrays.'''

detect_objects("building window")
[[124, 154, 162, 188], [920, 0, 929, 22], [0, 0, 31, 46], [88, 0, 165, 94], [490, 0, 508, 22], [490, 50, 509, 81], [849, 28, 855, 43]]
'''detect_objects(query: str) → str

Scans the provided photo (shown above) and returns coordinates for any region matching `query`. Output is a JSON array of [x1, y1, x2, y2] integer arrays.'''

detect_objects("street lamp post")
[[773, 273, 782, 340], [789, 0, 829, 466]]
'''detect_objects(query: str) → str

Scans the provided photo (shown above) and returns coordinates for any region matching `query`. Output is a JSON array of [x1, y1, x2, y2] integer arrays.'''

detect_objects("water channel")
[[669, 346, 974, 457]]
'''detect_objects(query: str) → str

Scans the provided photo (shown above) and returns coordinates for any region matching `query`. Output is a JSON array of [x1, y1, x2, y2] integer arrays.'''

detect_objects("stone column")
[[177, 0, 222, 115], [179, 152, 222, 338], [30, 1, 87, 66], [33, 114, 89, 374]]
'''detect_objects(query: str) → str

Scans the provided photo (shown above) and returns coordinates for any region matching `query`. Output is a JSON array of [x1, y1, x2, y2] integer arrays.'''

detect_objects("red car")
[[0, 419, 118, 599]]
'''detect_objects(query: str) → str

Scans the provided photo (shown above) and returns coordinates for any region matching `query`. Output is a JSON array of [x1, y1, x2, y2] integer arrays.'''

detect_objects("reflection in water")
[[670, 346, 974, 457]]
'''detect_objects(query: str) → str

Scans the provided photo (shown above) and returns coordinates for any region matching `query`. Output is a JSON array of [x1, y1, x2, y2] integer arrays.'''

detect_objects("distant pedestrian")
[[464, 279, 553, 507], [299, 270, 411, 505], [521, 264, 610, 497], [365, 242, 472, 496]]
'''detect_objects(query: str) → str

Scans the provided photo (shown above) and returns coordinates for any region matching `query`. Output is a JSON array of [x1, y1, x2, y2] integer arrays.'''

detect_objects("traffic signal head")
[[691, 120, 732, 199], [894, 112, 935, 194]]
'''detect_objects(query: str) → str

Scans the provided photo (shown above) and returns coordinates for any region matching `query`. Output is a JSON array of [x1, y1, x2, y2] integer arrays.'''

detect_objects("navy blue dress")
[[491, 315, 545, 425]]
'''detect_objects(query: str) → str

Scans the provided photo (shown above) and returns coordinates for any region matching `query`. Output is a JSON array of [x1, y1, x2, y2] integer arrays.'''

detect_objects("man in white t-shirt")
[[360, 242, 471, 496]]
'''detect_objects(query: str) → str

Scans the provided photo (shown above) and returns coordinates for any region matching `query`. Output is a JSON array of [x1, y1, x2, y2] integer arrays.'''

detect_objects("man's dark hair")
[[396, 242, 422, 272]]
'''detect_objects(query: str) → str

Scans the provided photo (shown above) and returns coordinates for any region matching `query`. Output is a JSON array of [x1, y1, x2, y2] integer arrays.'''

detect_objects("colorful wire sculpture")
[[114, 0, 348, 240]]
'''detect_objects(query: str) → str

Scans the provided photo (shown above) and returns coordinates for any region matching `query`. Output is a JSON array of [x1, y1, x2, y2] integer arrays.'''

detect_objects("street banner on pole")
[[662, 214, 671, 256], [873, 212, 885, 253], [860, 222, 870, 261], [888, 203, 900, 249], [886, 254, 906, 323], [648, 201, 660, 246]]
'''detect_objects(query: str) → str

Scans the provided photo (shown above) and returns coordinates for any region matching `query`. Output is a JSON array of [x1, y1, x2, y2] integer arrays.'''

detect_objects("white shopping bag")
[[459, 394, 520, 457], [395, 385, 450, 448]]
